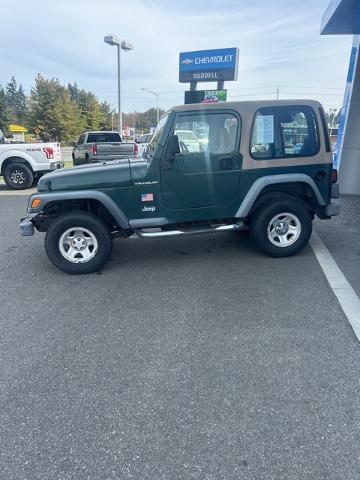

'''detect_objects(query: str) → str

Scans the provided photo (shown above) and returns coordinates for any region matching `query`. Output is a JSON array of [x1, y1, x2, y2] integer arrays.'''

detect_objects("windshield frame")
[[144, 112, 172, 160]]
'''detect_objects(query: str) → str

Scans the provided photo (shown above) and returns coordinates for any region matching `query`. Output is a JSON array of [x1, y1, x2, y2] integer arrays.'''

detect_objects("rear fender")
[[235, 174, 325, 218]]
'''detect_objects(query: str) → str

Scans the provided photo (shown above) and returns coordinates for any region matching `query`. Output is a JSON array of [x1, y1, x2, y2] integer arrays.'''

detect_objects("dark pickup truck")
[[72, 131, 138, 165], [20, 100, 339, 274]]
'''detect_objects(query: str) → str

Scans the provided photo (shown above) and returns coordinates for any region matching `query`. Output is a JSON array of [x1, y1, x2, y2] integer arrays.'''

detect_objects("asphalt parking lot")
[[1, 193, 360, 480]]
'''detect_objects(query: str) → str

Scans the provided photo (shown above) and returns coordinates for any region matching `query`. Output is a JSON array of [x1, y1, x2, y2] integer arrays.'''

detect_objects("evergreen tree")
[[27, 74, 83, 142], [77, 90, 104, 131], [16, 85, 27, 123], [99, 101, 112, 130], [5, 77, 27, 124], [0, 86, 10, 135], [5, 76, 18, 123], [67, 82, 80, 103]]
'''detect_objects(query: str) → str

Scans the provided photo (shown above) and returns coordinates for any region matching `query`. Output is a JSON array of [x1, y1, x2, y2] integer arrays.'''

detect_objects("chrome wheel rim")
[[10, 168, 26, 185], [267, 212, 301, 247], [59, 227, 98, 263]]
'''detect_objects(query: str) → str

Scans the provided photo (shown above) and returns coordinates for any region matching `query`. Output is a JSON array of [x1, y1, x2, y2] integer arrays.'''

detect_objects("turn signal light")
[[31, 198, 41, 209], [331, 169, 338, 183]]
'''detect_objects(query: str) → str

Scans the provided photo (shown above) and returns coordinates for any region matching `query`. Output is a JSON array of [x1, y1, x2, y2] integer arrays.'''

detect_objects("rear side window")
[[250, 106, 319, 160], [77, 134, 85, 145], [87, 133, 121, 143]]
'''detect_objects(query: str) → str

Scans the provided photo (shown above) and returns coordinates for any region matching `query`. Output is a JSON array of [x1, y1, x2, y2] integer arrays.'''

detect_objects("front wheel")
[[250, 200, 312, 257], [45, 212, 113, 274], [3, 162, 33, 190]]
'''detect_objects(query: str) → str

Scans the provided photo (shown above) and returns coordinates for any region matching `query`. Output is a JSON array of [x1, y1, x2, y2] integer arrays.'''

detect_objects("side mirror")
[[163, 135, 180, 169], [166, 135, 180, 159]]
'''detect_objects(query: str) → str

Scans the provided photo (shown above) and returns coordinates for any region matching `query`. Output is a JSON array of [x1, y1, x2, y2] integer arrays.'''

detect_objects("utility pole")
[[276, 85, 279, 100]]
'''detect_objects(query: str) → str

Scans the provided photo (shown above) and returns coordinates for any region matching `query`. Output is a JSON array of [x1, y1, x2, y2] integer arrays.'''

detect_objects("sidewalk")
[[316, 195, 360, 297]]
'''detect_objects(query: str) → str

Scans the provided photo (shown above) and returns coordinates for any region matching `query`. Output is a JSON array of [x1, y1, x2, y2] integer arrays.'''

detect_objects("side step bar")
[[134, 222, 245, 239]]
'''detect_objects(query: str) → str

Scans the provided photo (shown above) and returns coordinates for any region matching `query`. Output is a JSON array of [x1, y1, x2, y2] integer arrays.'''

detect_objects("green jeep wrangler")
[[20, 100, 340, 274]]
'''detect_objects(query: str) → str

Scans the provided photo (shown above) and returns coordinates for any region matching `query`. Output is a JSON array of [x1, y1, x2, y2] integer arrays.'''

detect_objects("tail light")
[[331, 169, 338, 183], [134, 142, 138, 156], [43, 146, 54, 159], [91, 144, 97, 156]]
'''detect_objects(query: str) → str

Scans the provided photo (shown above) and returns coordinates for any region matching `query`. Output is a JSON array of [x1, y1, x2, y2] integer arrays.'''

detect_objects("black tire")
[[250, 200, 312, 257], [3, 162, 33, 190], [45, 212, 113, 274]]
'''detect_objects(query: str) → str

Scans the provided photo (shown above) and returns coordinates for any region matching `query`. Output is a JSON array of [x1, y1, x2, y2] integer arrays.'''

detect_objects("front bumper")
[[19, 217, 35, 236]]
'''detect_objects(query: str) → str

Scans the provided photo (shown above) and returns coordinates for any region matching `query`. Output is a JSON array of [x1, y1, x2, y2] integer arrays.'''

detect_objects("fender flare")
[[235, 174, 325, 218], [0, 150, 37, 172], [28, 190, 130, 229]]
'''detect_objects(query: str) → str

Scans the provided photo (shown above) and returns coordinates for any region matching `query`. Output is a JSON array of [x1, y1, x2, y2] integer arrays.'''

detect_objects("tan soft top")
[[171, 99, 323, 114]]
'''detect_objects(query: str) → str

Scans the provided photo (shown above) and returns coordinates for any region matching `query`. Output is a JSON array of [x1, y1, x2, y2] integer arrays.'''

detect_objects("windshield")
[[175, 131, 197, 141], [146, 113, 170, 159]]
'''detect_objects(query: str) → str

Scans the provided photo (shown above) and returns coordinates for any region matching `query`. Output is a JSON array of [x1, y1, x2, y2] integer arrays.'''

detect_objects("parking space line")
[[311, 231, 360, 342]]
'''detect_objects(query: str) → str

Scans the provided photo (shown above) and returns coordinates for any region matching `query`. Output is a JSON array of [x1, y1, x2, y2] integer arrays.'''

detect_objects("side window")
[[173, 112, 239, 157], [250, 106, 319, 159], [77, 134, 85, 145]]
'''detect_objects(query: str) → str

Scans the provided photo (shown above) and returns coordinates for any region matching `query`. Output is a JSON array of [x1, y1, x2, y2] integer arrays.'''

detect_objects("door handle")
[[219, 153, 243, 170], [220, 157, 234, 170]]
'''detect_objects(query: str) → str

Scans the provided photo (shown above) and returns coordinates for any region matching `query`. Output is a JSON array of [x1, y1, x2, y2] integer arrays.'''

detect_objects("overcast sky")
[[0, 0, 352, 113]]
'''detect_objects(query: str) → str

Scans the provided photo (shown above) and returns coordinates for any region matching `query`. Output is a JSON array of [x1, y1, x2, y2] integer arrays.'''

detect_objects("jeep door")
[[161, 110, 242, 209]]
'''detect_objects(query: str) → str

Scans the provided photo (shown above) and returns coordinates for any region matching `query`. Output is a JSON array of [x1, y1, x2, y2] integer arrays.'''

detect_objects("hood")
[[38, 159, 131, 192]]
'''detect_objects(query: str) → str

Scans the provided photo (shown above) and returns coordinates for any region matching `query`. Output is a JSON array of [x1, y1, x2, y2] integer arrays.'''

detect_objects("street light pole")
[[141, 88, 160, 124], [117, 44, 121, 134], [104, 34, 133, 137]]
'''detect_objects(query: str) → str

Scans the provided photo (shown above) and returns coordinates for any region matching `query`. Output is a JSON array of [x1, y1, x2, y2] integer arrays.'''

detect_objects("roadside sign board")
[[184, 89, 227, 104], [179, 48, 239, 83]]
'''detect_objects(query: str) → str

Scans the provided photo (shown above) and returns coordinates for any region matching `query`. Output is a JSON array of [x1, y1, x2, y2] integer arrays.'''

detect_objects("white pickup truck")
[[0, 130, 63, 189]]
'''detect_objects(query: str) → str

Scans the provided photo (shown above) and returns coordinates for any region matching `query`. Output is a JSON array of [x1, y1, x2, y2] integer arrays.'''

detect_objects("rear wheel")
[[45, 212, 113, 274], [3, 162, 33, 190], [250, 200, 312, 257]]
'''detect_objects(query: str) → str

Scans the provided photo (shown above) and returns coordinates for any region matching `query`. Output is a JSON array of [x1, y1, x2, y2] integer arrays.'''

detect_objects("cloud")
[[0, 0, 352, 111]]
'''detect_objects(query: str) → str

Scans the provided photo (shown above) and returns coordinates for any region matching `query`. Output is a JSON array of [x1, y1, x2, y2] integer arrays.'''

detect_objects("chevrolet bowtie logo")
[[182, 58, 194, 64]]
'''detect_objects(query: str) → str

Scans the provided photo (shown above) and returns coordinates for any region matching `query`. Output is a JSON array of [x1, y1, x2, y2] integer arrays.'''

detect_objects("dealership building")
[[321, 0, 360, 194]]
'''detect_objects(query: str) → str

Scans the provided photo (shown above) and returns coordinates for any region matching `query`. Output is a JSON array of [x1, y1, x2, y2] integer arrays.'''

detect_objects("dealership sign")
[[184, 89, 227, 104], [179, 48, 239, 83]]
